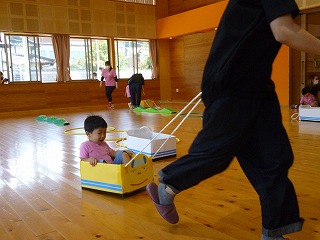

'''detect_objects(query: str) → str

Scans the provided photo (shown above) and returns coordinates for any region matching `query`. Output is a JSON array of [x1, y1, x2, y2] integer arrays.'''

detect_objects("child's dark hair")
[[105, 61, 112, 69], [301, 87, 311, 96], [84, 115, 108, 133]]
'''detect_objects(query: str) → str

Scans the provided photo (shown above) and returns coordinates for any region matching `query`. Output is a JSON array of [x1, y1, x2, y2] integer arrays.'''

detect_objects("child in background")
[[300, 87, 318, 107], [125, 85, 132, 109], [0, 71, 9, 84], [100, 61, 118, 109], [80, 115, 133, 166]]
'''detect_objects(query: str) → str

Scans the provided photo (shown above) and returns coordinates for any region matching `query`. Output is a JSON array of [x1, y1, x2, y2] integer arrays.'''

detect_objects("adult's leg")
[[129, 84, 137, 107], [105, 86, 116, 102], [135, 84, 142, 107], [235, 93, 303, 237], [159, 96, 258, 192]]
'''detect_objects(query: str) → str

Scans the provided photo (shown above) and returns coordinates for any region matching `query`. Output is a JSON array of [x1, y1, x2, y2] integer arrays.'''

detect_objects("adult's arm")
[[270, 13, 320, 55]]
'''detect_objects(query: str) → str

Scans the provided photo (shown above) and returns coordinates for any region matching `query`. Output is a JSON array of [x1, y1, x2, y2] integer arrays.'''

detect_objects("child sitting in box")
[[300, 87, 318, 107], [80, 115, 133, 166]]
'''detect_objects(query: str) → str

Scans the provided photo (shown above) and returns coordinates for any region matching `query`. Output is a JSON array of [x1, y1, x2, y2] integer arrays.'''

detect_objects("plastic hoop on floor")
[[64, 126, 116, 135], [115, 138, 127, 147], [291, 113, 299, 121]]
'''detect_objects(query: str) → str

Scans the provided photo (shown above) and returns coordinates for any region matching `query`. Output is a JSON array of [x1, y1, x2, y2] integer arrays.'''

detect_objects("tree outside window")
[[115, 40, 151, 79]]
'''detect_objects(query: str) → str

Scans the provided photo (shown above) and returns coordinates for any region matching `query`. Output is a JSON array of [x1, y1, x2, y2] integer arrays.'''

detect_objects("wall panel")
[[168, 0, 223, 16], [168, 0, 320, 15], [0, 80, 160, 113], [169, 31, 215, 100], [0, 0, 156, 39]]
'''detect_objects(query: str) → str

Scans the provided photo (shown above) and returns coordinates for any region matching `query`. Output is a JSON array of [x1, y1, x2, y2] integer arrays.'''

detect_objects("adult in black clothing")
[[146, 0, 320, 239], [128, 73, 145, 108]]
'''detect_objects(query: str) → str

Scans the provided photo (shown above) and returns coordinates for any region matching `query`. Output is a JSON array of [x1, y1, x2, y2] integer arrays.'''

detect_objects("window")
[[1, 34, 154, 82], [69, 38, 109, 80], [1, 33, 109, 82], [3, 35, 55, 82], [115, 40, 151, 79], [39, 37, 56, 83], [0, 33, 9, 80]]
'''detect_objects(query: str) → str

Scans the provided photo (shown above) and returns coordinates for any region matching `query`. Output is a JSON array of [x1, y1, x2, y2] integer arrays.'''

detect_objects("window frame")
[[114, 39, 152, 80], [1, 33, 153, 83]]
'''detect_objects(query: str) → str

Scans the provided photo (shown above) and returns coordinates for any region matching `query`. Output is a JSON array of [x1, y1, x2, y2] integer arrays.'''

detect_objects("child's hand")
[[88, 157, 98, 166]]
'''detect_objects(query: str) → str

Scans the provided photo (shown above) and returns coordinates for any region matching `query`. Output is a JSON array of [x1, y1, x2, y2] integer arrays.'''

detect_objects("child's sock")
[[158, 183, 176, 206], [262, 235, 287, 240]]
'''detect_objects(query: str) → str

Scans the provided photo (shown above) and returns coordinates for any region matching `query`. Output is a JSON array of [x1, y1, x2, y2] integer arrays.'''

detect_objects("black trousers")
[[159, 92, 303, 232], [129, 83, 142, 107], [105, 86, 116, 102]]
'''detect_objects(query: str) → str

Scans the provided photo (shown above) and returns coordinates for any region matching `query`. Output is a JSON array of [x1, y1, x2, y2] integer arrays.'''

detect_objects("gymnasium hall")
[[0, 0, 319, 239]]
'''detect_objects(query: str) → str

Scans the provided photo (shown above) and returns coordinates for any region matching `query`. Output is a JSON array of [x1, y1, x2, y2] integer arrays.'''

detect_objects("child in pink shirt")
[[99, 61, 118, 109], [300, 87, 318, 107], [79, 115, 133, 166], [125, 85, 132, 109]]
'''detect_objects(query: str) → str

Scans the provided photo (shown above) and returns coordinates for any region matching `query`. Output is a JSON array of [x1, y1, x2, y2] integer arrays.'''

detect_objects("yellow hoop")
[[64, 126, 117, 135], [115, 138, 127, 147], [105, 137, 127, 142], [64, 127, 180, 146]]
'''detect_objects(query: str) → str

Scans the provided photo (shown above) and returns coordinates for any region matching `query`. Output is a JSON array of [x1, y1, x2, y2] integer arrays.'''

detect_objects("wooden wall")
[[164, 0, 320, 17], [167, 0, 320, 15], [168, 0, 223, 15], [155, 0, 168, 19], [170, 31, 215, 100], [2, 1, 318, 112], [0, 0, 156, 39], [159, 1, 320, 105], [168, 31, 292, 105], [0, 80, 160, 113], [290, 16, 303, 106], [0, 0, 159, 114]]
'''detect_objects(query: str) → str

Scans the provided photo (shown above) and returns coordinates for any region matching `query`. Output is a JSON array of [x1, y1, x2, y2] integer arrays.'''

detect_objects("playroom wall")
[[156, 0, 320, 105], [156, 1, 225, 102], [0, 0, 158, 113], [1, 0, 319, 113], [168, 0, 224, 16], [0, 79, 160, 113], [0, 0, 156, 38]]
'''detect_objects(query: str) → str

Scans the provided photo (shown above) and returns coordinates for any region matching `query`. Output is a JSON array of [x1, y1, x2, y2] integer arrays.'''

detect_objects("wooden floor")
[[0, 102, 319, 240]]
